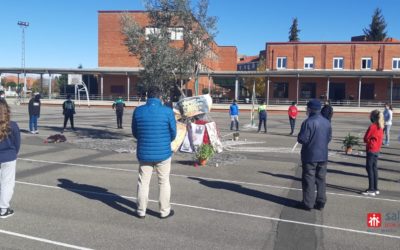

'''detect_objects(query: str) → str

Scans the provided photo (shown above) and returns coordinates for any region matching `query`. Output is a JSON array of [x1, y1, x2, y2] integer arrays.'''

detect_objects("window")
[[273, 83, 288, 98], [361, 83, 375, 99], [145, 27, 160, 39], [304, 57, 314, 69], [277, 57, 287, 69], [361, 57, 372, 69], [111, 86, 125, 94], [333, 57, 344, 69], [393, 58, 400, 70], [168, 27, 183, 40], [300, 83, 316, 98]]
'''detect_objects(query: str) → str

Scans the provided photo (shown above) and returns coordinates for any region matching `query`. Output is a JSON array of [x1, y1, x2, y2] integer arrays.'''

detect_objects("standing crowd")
[[0, 90, 396, 219]]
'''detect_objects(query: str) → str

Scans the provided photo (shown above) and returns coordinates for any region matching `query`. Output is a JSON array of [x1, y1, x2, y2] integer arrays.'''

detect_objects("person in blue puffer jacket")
[[131, 86, 177, 219]]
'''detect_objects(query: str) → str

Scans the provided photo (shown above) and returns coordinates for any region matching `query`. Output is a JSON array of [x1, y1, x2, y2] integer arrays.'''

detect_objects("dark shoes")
[[160, 210, 175, 219], [295, 202, 311, 211], [0, 208, 14, 219], [314, 202, 325, 211]]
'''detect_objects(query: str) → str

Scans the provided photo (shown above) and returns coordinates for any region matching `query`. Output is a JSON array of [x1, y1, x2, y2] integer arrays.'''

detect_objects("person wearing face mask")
[[296, 99, 332, 211]]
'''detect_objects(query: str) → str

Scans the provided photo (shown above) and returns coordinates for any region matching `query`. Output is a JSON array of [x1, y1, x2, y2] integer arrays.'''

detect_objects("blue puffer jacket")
[[132, 98, 177, 162], [297, 112, 332, 164]]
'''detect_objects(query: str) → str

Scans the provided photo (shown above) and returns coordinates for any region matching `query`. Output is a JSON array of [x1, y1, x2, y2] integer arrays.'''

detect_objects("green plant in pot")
[[195, 144, 215, 166], [342, 133, 360, 154]]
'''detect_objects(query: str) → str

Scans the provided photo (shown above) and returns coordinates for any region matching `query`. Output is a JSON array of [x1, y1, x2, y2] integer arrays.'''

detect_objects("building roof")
[[0, 67, 143, 75], [266, 41, 400, 45]]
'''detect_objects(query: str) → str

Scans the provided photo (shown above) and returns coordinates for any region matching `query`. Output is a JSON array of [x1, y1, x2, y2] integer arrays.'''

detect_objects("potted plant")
[[342, 133, 360, 154], [195, 144, 215, 166]]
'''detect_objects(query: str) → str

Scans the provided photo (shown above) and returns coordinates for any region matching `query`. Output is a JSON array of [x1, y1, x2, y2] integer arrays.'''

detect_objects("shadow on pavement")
[[57, 178, 158, 217], [259, 171, 369, 194], [41, 125, 126, 139], [188, 177, 298, 208]]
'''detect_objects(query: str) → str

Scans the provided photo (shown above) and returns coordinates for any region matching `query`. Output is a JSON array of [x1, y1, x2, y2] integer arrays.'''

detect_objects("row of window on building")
[[276, 57, 400, 70], [237, 62, 258, 71]]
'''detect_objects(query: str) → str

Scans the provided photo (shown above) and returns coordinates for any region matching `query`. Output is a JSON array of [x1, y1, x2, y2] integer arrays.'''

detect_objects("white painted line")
[[17, 158, 400, 203], [16, 180, 400, 240], [0, 229, 93, 250], [18, 158, 136, 173]]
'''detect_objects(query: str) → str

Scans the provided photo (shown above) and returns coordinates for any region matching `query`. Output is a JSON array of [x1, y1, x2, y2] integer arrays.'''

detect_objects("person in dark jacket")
[[28, 93, 41, 134], [229, 100, 239, 131], [297, 99, 332, 211], [321, 100, 333, 122], [0, 99, 20, 218], [112, 96, 126, 129], [132, 86, 177, 219], [62, 94, 76, 132], [257, 100, 267, 133]]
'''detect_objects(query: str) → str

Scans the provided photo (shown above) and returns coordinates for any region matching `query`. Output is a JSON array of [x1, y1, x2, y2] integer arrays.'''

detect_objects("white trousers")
[[137, 157, 171, 217], [0, 160, 16, 211]]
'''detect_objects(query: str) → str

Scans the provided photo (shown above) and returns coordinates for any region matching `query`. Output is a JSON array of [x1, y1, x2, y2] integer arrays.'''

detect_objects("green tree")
[[56, 74, 69, 95], [363, 8, 387, 41], [121, 0, 217, 97], [243, 56, 267, 98], [288, 17, 300, 42], [6, 81, 17, 89]]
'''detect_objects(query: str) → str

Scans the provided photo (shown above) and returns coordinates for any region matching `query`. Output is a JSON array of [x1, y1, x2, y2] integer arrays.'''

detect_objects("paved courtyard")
[[1, 103, 400, 249]]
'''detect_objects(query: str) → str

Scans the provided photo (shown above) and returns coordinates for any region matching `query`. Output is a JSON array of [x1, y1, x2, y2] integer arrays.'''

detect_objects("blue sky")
[[1, 0, 399, 68]]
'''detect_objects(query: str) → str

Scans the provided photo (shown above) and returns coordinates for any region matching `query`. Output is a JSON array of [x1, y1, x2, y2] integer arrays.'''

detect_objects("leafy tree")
[[6, 81, 17, 89], [121, 0, 217, 97], [56, 74, 70, 95], [243, 56, 267, 98], [288, 17, 300, 42], [363, 8, 387, 41]]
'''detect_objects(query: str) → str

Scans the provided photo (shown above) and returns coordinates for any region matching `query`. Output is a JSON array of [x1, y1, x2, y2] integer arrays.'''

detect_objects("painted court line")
[[15, 180, 400, 240], [0, 229, 93, 250], [18, 158, 400, 203]]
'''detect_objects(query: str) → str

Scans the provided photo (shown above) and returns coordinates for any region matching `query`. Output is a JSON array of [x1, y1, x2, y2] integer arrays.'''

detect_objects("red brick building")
[[262, 41, 400, 104], [98, 10, 237, 99]]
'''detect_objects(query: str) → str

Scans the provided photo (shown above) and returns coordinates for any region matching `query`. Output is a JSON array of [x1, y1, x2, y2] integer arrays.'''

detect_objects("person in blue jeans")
[[229, 99, 239, 131], [0, 99, 21, 219], [28, 93, 41, 134]]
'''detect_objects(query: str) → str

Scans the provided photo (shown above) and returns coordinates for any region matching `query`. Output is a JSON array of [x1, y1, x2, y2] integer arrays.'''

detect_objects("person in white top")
[[383, 103, 393, 146]]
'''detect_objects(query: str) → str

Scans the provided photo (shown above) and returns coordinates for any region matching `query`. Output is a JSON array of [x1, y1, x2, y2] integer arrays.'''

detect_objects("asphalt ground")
[[1, 103, 399, 250]]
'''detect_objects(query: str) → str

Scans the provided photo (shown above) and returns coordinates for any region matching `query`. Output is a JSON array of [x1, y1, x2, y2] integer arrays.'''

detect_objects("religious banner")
[[171, 122, 187, 152], [205, 122, 223, 153], [175, 94, 212, 117]]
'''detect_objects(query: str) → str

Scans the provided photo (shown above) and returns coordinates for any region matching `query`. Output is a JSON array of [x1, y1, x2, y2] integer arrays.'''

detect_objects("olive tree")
[[121, 0, 217, 97]]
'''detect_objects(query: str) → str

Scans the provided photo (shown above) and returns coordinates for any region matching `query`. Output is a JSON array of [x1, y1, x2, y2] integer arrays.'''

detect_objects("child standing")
[[362, 110, 384, 196], [383, 103, 393, 146], [229, 100, 239, 131], [0, 99, 20, 218]]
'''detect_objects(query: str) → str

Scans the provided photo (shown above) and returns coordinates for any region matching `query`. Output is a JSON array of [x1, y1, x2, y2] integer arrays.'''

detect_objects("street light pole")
[[18, 21, 29, 99]]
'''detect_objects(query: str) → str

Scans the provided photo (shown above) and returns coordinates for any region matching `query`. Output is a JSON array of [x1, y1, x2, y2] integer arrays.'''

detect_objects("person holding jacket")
[[132, 86, 177, 219], [297, 99, 332, 211], [112, 96, 126, 129], [257, 100, 267, 133], [0, 99, 21, 218], [28, 93, 41, 134], [288, 101, 298, 135], [362, 110, 384, 196], [229, 99, 239, 131], [383, 103, 393, 146]]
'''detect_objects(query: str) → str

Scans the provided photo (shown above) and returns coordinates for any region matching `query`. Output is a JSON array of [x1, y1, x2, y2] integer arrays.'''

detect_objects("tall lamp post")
[[17, 21, 29, 99]]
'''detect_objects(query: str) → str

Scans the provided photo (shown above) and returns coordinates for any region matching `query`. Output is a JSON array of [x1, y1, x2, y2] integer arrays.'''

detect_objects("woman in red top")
[[288, 101, 298, 135], [362, 110, 384, 196]]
